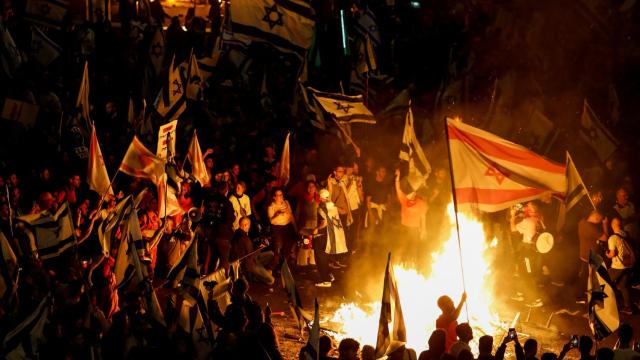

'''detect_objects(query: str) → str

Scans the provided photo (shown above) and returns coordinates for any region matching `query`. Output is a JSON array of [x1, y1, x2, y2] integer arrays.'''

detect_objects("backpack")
[[615, 233, 636, 268]]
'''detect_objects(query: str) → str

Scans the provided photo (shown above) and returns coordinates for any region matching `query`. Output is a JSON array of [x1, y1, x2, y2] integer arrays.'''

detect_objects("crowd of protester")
[[1, 0, 640, 358]]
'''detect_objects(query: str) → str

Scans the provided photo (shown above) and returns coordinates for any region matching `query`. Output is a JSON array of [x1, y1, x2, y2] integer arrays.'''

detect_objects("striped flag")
[[186, 130, 209, 186], [309, 88, 376, 124], [25, 0, 68, 29], [119, 136, 165, 185], [227, 0, 315, 57], [167, 237, 199, 289], [299, 83, 326, 130], [87, 124, 113, 196], [197, 33, 222, 83], [156, 56, 186, 120], [588, 250, 619, 340], [185, 52, 202, 100], [580, 99, 618, 162], [149, 27, 165, 75], [30, 26, 61, 66], [0, 20, 23, 78], [399, 108, 431, 187], [356, 35, 377, 74], [375, 253, 406, 358], [98, 195, 132, 256], [446, 118, 566, 212], [354, 7, 380, 48], [126, 205, 165, 325], [18, 203, 75, 260], [2, 295, 50, 359], [565, 152, 593, 211], [199, 267, 232, 313], [76, 61, 91, 124], [278, 132, 290, 186], [281, 259, 312, 334]]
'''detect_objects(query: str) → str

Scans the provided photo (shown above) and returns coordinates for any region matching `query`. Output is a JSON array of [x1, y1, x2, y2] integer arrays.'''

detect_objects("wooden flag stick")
[[443, 116, 470, 323]]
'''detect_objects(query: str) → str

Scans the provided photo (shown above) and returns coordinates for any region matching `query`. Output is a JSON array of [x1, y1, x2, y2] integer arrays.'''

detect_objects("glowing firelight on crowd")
[[328, 204, 504, 353]]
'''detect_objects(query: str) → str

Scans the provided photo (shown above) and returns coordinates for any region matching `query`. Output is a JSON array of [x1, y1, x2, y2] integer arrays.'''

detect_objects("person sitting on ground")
[[338, 338, 360, 360], [231, 216, 274, 285], [477, 335, 495, 360], [436, 292, 467, 351], [613, 323, 640, 360], [450, 322, 473, 358]]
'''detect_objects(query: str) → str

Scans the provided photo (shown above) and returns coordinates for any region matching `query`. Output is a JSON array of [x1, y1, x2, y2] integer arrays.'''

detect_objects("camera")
[[570, 335, 579, 348], [508, 328, 517, 341]]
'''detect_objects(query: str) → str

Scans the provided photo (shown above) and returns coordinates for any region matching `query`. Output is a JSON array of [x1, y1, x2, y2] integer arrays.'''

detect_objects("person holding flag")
[[313, 189, 347, 288]]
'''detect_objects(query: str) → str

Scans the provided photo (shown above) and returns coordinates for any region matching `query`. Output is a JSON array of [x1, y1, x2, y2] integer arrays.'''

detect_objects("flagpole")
[[58, 111, 64, 153], [443, 117, 470, 323]]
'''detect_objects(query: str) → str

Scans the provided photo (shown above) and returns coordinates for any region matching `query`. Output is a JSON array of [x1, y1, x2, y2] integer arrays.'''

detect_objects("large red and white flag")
[[186, 130, 209, 186], [120, 136, 165, 185], [87, 125, 113, 195], [447, 118, 566, 212]]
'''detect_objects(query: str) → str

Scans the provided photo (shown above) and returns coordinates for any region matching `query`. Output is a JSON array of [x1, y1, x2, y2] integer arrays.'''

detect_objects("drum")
[[536, 232, 554, 254]]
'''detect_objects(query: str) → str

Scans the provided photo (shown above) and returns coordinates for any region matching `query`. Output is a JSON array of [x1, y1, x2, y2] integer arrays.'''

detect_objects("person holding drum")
[[510, 201, 546, 307]]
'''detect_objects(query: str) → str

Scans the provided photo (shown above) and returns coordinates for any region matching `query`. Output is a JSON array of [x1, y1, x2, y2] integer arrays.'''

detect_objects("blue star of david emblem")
[[263, 4, 284, 30], [334, 102, 353, 114]]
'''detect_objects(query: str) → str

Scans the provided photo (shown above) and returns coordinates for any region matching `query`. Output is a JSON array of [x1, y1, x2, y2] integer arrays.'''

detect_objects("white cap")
[[319, 189, 330, 200]]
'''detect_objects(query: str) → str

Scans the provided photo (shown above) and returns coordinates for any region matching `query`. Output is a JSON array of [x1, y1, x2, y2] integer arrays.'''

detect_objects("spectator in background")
[[613, 188, 638, 240], [232, 216, 274, 285], [606, 217, 635, 314], [613, 324, 640, 360], [338, 338, 360, 360], [450, 323, 473, 358], [267, 188, 296, 269], [477, 335, 495, 360], [418, 329, 449, 360]]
